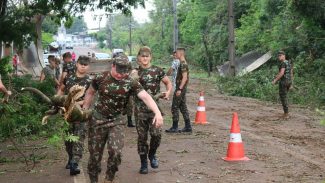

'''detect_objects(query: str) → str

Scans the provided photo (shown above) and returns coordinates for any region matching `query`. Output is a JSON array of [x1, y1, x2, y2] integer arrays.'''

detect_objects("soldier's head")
[[63, 52, 72, 63], [176, 47, 185, 60], [277, 51, 286, 61], [48, 55, 56, 68], [137, 46, 152, 68], [111, 55, 131, 80], [76, 55, 90, 74]]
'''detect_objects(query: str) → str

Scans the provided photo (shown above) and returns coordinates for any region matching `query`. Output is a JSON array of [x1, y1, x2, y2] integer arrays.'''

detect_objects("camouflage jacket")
[[63, 73, 92, 101], [135, 65, 165, 114], [42, 66, 56, 80], [62, 62, 76, 75], [92, 71, 144, 120], [278, 60, 291, 83], [175, 60, 189, 88]]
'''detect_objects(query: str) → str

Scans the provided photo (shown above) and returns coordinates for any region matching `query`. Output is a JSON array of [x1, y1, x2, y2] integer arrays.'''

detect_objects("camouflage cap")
[[77, 55, 91, 65], [137, 46, 151, 56], [278, 50, 285, 55], [113, 55, 131, 74]]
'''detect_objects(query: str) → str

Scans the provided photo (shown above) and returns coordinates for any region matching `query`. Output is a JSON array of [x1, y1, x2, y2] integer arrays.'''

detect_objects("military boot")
[[139, 155, 148, 174], [70, 161, 81, 175], [127, 116, 135, 127], [165, 121, 180, 133], [148, 149, 159, 169], [181, 120, 192, 133], [65, 156, 72, 169]]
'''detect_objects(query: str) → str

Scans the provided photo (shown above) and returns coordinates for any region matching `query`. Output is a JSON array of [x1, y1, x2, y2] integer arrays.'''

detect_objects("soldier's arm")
[[57, 83, 65, 96], [40, 71, 45, 82], [60, 72, 67, 85], [137, 90, 163, 128], [0, 79, 11, 103], [272, 68, 285, 84], [82, 85, 96, 110], [179, 71, 187, 89], [161, 76, 172, 100]]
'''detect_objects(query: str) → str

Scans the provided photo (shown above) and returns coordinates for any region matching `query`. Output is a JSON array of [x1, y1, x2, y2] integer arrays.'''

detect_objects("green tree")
[[66, 17, 88, 34]]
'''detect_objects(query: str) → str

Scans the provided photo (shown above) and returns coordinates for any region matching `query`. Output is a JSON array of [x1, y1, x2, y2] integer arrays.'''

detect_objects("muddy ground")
[[0, 78, 324, 183]]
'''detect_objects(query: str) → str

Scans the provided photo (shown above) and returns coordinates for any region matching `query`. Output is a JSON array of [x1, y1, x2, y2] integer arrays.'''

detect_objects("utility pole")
[[172, 0, 178, 51], [227, 0, 236, 76], [129, 16, 132, 56], [107, 14, 113, 50]]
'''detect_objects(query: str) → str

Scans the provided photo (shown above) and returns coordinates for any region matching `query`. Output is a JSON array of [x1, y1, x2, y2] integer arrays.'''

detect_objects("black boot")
[[65, 157, 72, 169], [165, 121, 180, 133], [148, 150, 159, 169], [127, 116, 135, 127], [139, 155, 148, 174], [70, 161, 81, 176], [181, 120, 192, 133]]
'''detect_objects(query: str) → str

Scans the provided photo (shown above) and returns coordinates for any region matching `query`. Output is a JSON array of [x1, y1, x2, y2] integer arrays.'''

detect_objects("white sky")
[[83, 0, 155, 30]]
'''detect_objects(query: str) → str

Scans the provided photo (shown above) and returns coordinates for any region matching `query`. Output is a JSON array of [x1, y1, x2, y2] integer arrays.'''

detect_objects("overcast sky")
[[83, 0, 154, 30]]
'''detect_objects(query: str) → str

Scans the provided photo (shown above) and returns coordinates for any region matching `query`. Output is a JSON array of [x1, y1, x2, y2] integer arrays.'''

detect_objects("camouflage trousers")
[[279, 81, 291, 113], [87, 115, 125, 182], [171, 88, 191, 127], [126, 96, 134, 116], [135, 113, 162, 155], [65, 121, 86, 163]]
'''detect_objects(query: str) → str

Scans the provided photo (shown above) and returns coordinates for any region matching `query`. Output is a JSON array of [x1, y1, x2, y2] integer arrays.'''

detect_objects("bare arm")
[[137, 90, 163, 128], [82, 85, 96, 110], [40, 71, 45, 82], [57, 83, 65, 96], [161, 76, 172, 100], [0, 79, 11, 103], [272, 68, 285, 84], [60, 72, 67, 85]]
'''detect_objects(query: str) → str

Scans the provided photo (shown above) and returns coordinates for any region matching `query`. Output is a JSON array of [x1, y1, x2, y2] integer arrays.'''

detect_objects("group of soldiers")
[[37, 46, 192, 183], [0, 48, 292, 183]]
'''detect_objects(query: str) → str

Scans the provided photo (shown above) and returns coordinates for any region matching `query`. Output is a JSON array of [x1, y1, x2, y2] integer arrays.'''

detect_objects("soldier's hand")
[[2, 91, 12, 103], [161, 92, 170, 100], [176, 90, 181, 96], [152, 113, 163, 128], [271, 80, 276, 85]]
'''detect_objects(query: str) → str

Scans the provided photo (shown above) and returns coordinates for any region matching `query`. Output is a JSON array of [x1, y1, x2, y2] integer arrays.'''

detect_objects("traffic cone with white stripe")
[[195, 91, 207, 124], [222, 112, 250, 161]]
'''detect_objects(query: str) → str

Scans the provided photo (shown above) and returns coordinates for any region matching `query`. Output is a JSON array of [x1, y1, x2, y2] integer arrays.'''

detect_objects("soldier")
[[272, 51, 292, 118], [40, 55, 60, 89], [135, 46, 172, 174], [82, 56, 163, 183], [57, 56, 92, 175], [166, 47, 192, 133], [59, 52, 76, 86]]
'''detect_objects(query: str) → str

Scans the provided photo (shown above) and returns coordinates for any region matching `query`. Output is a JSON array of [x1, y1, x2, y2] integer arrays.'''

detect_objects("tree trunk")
[[21, 15, 45, 77]]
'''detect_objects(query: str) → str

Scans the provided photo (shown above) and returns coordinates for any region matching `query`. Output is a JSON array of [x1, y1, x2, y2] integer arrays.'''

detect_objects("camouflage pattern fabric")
[[87, 113, 125, 181], [65, 122, 86, 163], [63, 73, 92, 101], [91, 71, 143, 123], [175, 61, 189, 89], [62, 62, 76, 75], [42, 66, 56, 79], [278, 60, 292, 113], [126, 96, 134, 116], [63, 73, 91, 164], [88, 71, 143, 181], [172, 60, 191, 126], [134, 65, 165, 116], [171, 88, 191, 124], [134, 65, 165, 155]]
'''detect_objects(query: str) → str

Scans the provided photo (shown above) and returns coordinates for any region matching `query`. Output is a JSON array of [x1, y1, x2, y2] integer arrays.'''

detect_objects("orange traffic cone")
[[222, 112, 250, 161], [195, 91, 207, 124]]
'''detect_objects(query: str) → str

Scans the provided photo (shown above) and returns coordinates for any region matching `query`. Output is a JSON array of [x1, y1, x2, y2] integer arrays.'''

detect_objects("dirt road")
[[0, 78, 324, 183]]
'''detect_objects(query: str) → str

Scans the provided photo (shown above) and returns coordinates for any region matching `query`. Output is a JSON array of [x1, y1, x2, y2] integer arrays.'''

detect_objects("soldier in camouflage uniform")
[[60, 52, 76, 86], [166, 47, 192, 133], [82, 56, 163, 183], [57, 56, 92, 175], [40, 55, 60, 89], [272, 51, 292, 119], [134, 46, 172, 174]]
